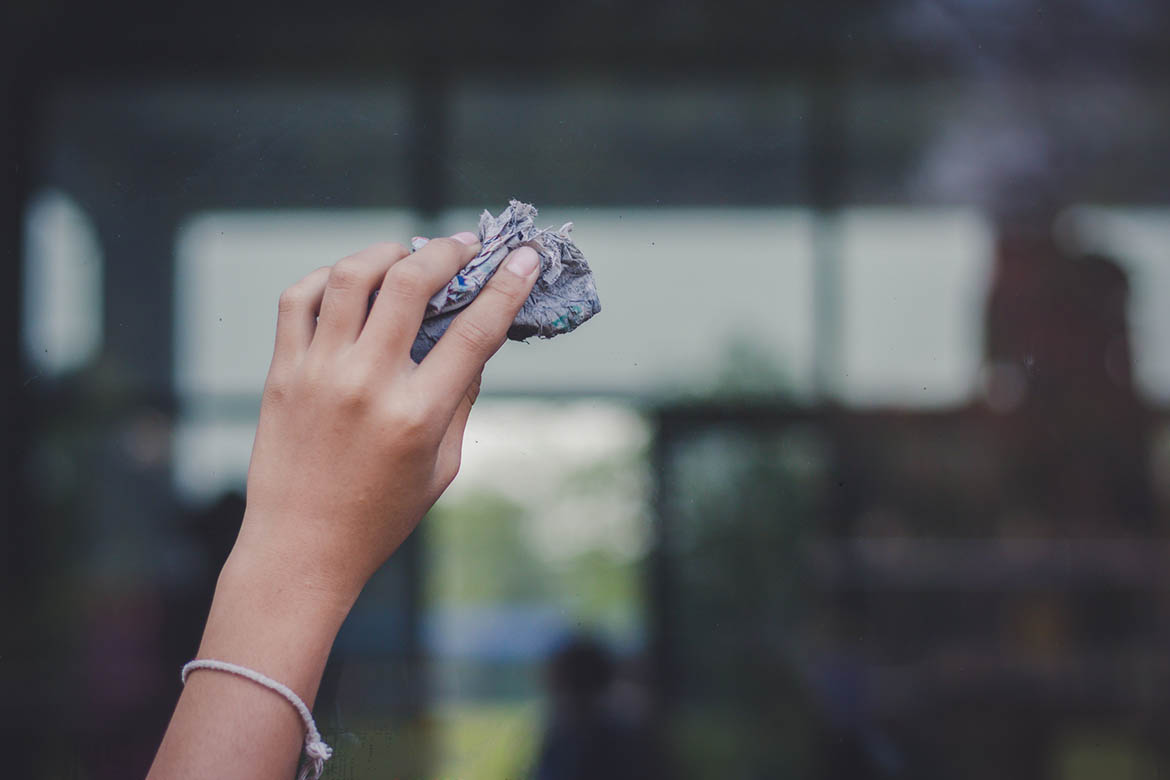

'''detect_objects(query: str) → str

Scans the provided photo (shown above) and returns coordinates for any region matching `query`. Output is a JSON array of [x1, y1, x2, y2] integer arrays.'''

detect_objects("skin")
[[148, 231, 541, 780]]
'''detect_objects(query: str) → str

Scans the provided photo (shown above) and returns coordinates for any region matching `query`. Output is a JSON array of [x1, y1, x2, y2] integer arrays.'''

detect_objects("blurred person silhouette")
[[81, 492, 247, 779], [927, 120, 1157, 535], [979, 213, 1156, 744], [532, 634, 665, 780], [983, 212, 1153, 536]]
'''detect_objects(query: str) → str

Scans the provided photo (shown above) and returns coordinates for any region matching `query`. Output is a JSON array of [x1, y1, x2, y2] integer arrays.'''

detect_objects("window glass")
[[838, 207, 993, 406], [442, 207, 816, 397], [1068, 206, 1170, 404], [21, 190, 103, 375]]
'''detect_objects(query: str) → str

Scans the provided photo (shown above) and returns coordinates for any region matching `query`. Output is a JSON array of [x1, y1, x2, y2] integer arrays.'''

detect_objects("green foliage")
[[432, 701, 541, 780], [426, 492, 548, 606], [665, 426, 827, 777], [707, 332, 796, 400]]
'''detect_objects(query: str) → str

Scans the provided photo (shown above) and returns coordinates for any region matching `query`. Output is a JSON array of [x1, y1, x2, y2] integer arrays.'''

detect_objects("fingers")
[[272, 266, 331, 363], [431, 372, 481, 491], [416, 246, 540, 414], [360, 232, 481, 358], [313, 242, 411, 349]]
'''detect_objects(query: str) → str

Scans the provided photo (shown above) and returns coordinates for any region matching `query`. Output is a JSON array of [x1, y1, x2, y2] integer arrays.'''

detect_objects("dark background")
[[5, 1, 1170, 778]]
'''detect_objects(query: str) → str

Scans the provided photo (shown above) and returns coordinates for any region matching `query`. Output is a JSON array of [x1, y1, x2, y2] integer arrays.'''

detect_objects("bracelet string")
[[181, 658, 333, 780]]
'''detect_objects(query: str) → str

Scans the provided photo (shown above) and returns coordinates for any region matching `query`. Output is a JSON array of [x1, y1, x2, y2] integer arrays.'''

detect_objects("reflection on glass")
[[22, 190, 103, 375], [425, 400, 649, 779]]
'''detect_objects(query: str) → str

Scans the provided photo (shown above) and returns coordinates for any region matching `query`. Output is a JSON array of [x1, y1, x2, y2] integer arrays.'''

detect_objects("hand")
[[233, 232, 541, 607], [151, 233, 540, 780]]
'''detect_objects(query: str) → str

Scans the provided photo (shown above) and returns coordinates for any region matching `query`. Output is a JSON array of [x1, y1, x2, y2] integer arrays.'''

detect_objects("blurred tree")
[[427, 491, 548, 605], [707, 332, 796, 400]]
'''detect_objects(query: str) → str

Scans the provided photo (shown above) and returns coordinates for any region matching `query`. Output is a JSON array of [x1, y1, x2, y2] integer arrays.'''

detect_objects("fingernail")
[[450, 231, 479, 245], [505, 246, 540, 277]]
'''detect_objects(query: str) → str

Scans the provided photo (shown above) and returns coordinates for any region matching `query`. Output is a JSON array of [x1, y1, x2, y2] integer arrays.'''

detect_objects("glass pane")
[[838, 207, 993, 406], [1068, 206, 1170, 404], [11, 24, 1170, 780], [440, 207, 816, 398], [425, 400, 650, 778], [448, 80, 806, 207], [21, 190, 103, 375], [175, 209, 418, 399]]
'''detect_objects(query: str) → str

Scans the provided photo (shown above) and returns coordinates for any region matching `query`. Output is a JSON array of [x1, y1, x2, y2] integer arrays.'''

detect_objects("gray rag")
[[409, 200, 601, 362]]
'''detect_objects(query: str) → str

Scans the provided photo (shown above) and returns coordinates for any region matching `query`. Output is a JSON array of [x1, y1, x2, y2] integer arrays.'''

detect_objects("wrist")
[[229, 507, 369, 612], [216, 538, 359, 628], [194, 542, 355, 707]]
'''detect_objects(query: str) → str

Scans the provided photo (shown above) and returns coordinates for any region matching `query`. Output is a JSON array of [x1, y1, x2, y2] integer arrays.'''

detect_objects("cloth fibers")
[[409, 200, 601, 362]]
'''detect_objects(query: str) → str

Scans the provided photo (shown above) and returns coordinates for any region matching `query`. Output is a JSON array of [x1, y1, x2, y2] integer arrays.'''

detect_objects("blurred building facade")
[[5, 1, 1170, 778]]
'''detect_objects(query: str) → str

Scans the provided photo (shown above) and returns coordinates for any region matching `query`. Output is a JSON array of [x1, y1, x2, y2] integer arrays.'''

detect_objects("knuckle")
[[262, 374, 290, 404], [277, 286, 307, 314], [278, 266, 330, 312], [372, 241, 408, 258], [466, 374, 483, 406], [383, 398, 431, 441], [384, 261, 430, 299], [469, 279, 527, 324], [489, 268, 530, 299], [331, 373, 370, 410], [328, 259, 366, 290], [450, 317, 498, 355], [424, 236, 463, 256]]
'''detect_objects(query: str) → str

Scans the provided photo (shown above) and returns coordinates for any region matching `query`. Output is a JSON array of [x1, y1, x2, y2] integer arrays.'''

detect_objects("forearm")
[[148, 538, 355, 780], [150, 235, 538, 777]]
